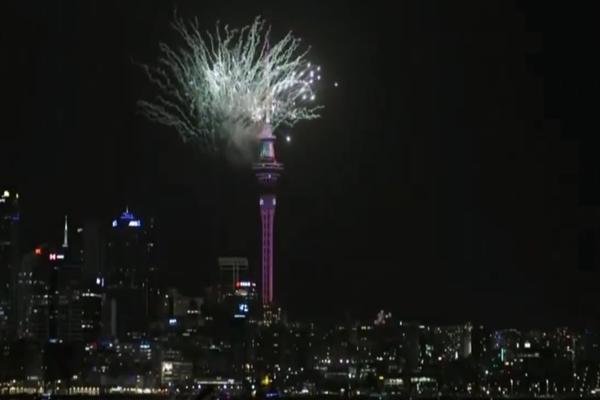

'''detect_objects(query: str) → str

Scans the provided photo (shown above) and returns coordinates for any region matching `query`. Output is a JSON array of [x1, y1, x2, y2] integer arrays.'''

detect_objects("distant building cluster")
[[0, 189, 598, 397]]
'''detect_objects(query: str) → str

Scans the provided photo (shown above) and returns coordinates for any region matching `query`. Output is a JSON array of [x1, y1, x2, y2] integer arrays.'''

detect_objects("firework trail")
[[138, 15, 323, 150]]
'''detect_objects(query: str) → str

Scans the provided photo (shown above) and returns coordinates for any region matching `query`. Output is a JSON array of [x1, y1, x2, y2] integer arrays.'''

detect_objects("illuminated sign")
[[112, 219, 141, 227], [161, 362, 173, 374], [235, 303, 249, 318], [48, 254, 64, 261], [112, 210, 141, 228], [237, 281, 252, 287], [120, 211, 134, 219]]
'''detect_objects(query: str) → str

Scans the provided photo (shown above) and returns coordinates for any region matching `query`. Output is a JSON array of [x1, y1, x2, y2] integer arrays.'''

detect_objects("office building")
[[15, 251, 35, 338], [218, 257, 249, 291], [29, 246, 82, 343], [81, 277, 103, 344], [105, 207, 157, 340], [82, 220, 105, 278], [0, 189, 19, 339]]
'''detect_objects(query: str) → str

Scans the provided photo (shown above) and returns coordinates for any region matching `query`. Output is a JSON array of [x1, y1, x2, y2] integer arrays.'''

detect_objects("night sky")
[[1, 1, 598, 326]]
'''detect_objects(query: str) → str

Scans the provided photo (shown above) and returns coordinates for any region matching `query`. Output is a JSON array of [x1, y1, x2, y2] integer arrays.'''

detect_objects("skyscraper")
[[81, 220, 105, 278], [28, 245, 82, 343], [15, 251, 35, 338], [54, 262, 83, 343], [253, 123, 283, 306], [105, 207, 157, 339], [0, 189, 19, 339], [81, 277, 103, 344], [62, 217, 105, 344], [29, 248, 49, 342], [218, 257, 249, 293]]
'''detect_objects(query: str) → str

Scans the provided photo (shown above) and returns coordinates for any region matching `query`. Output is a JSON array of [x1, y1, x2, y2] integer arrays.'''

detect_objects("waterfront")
[[0, 395, 596, 400]]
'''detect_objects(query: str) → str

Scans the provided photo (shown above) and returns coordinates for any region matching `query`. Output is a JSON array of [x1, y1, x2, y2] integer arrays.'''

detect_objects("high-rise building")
[[78, 220, 110, 343], [29, 248, 48, 342], [81, 220, 105, 278], [29, 246, 82, 343], [56, 216, 102, 346], [105, 207, 157, 340], [0, 189, 19, 339], [81, 276, 103, 344], [231, 280, 258, 321], [253, 122, 283, 306], [55, 262, 83, 343], [15, 251, 35, 338], [218, 257, 249, 296], [162, 288, 202, 328]]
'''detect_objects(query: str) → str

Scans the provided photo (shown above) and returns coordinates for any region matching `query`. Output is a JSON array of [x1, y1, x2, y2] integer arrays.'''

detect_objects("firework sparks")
[[138, 16, 323, 147]]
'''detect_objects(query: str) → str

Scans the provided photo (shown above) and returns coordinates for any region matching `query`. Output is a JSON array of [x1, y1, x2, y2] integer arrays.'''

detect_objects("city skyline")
[[2, 180, 600, 394], [0, 1, 599, 326], [0, 196, 593, 329]]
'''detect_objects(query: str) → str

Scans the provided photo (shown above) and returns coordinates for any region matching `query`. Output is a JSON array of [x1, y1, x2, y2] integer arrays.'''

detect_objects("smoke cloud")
[[219, 120, 261, 166]]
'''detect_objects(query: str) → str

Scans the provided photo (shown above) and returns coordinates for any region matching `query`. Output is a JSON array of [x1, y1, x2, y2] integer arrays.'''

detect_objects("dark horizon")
[[0, 1, 599, 327]]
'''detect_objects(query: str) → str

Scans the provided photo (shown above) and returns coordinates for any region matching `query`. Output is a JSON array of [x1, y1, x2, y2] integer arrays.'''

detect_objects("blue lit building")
[[231, 281, 258, 322], [105, 207, 157, 340]]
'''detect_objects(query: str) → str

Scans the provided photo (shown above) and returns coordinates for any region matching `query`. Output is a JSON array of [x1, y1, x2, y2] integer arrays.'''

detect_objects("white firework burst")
[[138, 15, 323, 148]]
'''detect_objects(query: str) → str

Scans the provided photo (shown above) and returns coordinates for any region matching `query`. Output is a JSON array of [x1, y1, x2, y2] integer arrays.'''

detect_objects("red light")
[[34, 248, 41, 255], [235, 281, 239, 287], [49, 254, 56, 260]]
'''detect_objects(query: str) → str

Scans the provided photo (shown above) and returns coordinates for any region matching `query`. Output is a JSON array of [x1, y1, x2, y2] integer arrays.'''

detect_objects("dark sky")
[[0, 1, 598, 326]]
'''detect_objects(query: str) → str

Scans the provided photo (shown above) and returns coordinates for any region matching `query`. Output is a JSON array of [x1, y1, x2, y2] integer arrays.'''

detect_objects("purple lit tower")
[[253, 121, 283, 305]]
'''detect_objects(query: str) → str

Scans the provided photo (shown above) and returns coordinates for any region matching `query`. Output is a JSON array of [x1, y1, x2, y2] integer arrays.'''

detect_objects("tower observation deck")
[[252, 122, 283, 305]]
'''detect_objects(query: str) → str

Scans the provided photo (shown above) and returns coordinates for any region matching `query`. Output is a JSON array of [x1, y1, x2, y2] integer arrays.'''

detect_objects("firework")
[[138, 16, 323, 147]]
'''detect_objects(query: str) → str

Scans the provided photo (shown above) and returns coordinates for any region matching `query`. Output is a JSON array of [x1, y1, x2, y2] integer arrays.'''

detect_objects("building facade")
[[0, 190, 19, 339], [105, 208, 157, 340]]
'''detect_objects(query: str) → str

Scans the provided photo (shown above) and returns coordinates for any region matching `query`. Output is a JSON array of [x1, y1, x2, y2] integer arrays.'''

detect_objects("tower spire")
[[62, 215, 68, 248]]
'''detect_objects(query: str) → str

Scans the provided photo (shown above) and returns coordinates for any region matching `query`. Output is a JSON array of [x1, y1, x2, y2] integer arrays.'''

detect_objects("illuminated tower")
[[253, 122, 283, 305]]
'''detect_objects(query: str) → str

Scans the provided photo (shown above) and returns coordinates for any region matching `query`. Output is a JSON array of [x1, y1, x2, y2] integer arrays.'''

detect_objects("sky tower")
[[253, 121, 283, 306]]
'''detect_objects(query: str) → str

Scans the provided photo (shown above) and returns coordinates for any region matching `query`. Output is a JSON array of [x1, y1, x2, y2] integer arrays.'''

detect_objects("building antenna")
[[62, 215, 68, 248]]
